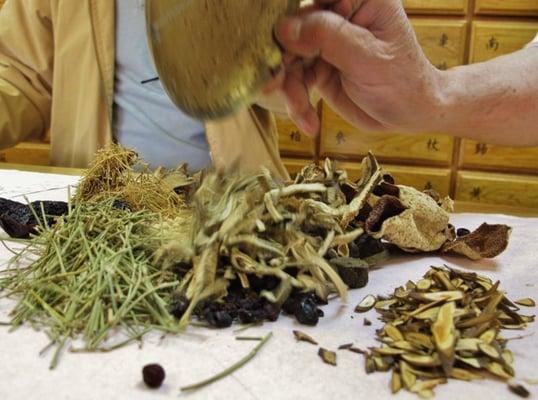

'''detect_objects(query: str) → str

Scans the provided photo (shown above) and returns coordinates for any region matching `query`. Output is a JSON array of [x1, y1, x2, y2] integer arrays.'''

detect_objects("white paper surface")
[[0, 170, 537, 400]]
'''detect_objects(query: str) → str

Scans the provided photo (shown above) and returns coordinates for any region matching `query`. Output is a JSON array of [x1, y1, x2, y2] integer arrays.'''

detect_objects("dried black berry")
[[206, 310, 233, 328], [294, 296, 319, 326], [457, 228, 471, 237], [263, 303, 279, 322], [112, 199, 131, 211], [142, 364, 165, 388], [169, 295, 189, 319]]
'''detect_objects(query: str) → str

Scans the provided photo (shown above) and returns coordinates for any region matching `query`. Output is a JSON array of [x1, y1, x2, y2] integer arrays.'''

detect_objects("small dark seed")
[[457, 228, 471, 237], [363, 318, 372, 326], [142, 364, 165, 389]]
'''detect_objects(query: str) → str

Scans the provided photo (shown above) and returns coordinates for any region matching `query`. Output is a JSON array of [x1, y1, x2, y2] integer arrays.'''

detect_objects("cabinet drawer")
[[470, 21, 538, 63], [455, 171, 538, 208], [283, 158, 451, 197], [475, 0, 538, 16], [411, 19, 468, 70], [277, 118, 316, 157], [0, 142, 50, 166], [403, 0, 468, 14], [460, 140, 538, 173], [320, 105, 454, 165]]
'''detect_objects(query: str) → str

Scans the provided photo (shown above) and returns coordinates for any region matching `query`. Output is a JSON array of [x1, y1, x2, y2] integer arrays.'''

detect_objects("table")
[[1, 169, 537, 400]]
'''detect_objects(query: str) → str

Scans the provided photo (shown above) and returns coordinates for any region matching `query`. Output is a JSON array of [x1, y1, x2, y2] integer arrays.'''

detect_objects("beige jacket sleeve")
[[0, 0, 53, 149]]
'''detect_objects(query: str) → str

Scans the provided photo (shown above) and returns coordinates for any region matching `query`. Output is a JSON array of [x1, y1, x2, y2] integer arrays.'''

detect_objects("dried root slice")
[[318, 348, 337, 366], [514, 298, 535, 307], [293, 330, 318, 345], [391, 370, 402, 394], [355, 295, 377, 313], [508, 382, 531, 398], [432, 301, 457, 376], [360, 265, 533, 398]]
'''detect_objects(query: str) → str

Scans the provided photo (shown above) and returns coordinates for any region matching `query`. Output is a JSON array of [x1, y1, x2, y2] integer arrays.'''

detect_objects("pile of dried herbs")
[[0, 200, 180, 368], [0, 146, 194, 368], [359, 266, 535, 398], [158, 153, 511, 329], [0, 145, 516, 369], [158, 154, 390, 328]]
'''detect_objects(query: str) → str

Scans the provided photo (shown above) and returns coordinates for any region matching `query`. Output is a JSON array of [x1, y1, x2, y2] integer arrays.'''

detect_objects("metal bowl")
[[146, 0, 300, 120]]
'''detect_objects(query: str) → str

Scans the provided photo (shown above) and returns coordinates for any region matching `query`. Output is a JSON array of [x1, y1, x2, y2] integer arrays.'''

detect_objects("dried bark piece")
[[441, 223, 512, 260], [318, 348, 337, 366], [365, 195, 407, 233], [0, 214, 36, 239], [293, 330, 318, 345], [0, 198, 68, 238], [367, 186, 452, 253], [373, 181, 400, 198]]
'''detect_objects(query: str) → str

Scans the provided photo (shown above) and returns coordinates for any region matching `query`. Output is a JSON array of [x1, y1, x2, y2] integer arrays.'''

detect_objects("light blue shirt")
[[113, 0, 211, 171]]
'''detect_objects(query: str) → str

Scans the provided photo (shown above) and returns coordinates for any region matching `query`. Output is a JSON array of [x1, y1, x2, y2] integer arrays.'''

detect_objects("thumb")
[[275, 11, 376, 76]]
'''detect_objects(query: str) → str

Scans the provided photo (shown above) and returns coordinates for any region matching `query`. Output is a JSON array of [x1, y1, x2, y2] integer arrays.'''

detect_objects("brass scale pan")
[[146, 0, 301, 120]]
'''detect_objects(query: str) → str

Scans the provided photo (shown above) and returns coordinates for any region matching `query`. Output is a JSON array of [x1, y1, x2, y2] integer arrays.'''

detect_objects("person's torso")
[[113, 0, 211, 171]]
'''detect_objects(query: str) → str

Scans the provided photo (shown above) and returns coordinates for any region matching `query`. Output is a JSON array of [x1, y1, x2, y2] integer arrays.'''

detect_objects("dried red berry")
[[142, 364, 165, 388]]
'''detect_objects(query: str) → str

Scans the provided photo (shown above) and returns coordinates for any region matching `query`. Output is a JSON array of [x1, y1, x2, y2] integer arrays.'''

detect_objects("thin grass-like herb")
[[0, 200, 182, 368], [235, 336, 264, 341], [180, 332, 272, 392]]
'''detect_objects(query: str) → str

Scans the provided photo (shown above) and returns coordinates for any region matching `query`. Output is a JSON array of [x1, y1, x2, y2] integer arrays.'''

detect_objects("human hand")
[[275, 0, 444, 136]]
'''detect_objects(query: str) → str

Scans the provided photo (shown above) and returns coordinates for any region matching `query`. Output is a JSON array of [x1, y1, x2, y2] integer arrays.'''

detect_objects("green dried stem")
[[180, 332, 273, 392], [0, 199, 182, 368]]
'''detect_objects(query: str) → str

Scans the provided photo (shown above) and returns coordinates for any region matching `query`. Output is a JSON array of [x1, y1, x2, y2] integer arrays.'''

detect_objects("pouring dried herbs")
[[362, 266, 535, 398], [158, 155, 389, 328]]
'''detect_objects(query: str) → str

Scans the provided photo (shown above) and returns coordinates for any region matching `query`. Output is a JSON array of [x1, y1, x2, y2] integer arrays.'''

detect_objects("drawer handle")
[[427, 138, 440, 152], [290, 130, 302, 143], [486, 37, 500, 51], [475, 143, 489, 155]]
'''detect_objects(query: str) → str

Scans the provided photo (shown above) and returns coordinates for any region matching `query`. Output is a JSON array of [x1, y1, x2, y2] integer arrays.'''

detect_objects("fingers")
[[276, 11, 376, 77], [281, 60, 320, 136], [307, 60, 386, 132], [261, 67, 285, 95]]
